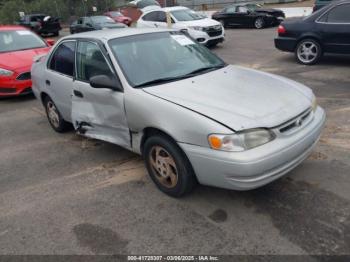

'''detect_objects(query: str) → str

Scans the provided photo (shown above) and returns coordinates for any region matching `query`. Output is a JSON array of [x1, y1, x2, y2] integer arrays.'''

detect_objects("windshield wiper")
[[134, 64, 226, 88], [184, 64, 226, 76], [134, 75, 191, 88]]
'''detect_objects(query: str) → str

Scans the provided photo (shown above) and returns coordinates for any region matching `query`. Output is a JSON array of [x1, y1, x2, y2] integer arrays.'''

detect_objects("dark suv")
[[275, 0, 350, 65], [18, 14, 61, 36]]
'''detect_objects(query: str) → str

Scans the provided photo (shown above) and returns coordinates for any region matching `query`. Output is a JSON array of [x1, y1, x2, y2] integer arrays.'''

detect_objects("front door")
[[320, 3, 350, 54], [71, 40, 130, 148]]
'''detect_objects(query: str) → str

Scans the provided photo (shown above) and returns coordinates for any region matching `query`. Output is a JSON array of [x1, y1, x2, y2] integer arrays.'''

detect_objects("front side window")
[[225, 6, 236, 13], [237, 6, 249, 13], [326, 4, 350, 23], [49, 41, 75, 77], [170, 9, 203, 21], [0, 30, 47, 53], [76, 41, 113, 82], [109, 32, 225, 87]]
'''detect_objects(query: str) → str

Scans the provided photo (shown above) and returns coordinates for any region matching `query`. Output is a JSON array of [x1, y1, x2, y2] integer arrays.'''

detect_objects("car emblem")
[[296, 118, 303, 127]]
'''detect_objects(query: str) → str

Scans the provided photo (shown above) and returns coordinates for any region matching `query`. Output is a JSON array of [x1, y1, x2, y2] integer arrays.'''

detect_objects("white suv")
[[137, 6, 225, 47]]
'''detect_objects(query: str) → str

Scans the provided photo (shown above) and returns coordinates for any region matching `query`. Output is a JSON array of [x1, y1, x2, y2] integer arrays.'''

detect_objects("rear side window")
[[49, 41, 76, 77], [326, 4, 350, 23], [142, 11, 159, 21]]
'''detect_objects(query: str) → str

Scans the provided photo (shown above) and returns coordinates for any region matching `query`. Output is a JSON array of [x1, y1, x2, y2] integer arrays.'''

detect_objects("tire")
[[143, 135, 196, 197], [254, 17, 265, 29], [53, 31, 59, 36], [295, 38, 322, 65], [44, 96, 71, 133]]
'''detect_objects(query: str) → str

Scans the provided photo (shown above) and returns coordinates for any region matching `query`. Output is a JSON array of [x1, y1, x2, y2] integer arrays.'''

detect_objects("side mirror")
[[89, 75, 123, 92], [46, 39, 55, 46]]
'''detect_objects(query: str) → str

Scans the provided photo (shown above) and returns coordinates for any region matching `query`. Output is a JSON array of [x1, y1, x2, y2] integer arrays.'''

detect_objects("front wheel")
[[295, 39, 322, 65], [143, 135, 196, 197], [254, 17, 265, 29]]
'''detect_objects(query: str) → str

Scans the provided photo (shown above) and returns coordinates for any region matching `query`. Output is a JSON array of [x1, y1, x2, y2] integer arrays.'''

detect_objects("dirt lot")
[[0, 28, 349, 256]]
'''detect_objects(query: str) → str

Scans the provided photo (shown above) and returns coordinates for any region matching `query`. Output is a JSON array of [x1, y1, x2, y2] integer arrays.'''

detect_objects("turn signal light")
[[278, 25, 286, 35], [208, 135, 222, 149]]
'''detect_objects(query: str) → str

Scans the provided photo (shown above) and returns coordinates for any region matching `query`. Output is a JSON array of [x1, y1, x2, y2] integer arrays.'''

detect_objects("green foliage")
[[0, 0, 118, 24]]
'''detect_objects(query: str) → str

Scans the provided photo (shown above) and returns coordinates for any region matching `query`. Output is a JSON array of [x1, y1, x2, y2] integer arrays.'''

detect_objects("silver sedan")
[[31, 28, 326, 197]]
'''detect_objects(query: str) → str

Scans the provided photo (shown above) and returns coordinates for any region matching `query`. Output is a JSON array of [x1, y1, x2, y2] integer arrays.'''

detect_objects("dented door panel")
[[71, 80, 130, 148]]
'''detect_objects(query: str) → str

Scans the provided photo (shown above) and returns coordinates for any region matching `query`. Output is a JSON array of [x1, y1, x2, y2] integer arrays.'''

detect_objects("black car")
[[70, 16, 126, 34], [275, 0, 350, 65], [18, 14, 61, 36], [212, 3, 285, 29]]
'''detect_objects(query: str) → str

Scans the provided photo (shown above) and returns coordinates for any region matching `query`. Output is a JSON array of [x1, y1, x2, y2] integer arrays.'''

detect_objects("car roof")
[[62, 28, 172, 41], [162, 6, 188, 12], [0, 25, 29, 31]]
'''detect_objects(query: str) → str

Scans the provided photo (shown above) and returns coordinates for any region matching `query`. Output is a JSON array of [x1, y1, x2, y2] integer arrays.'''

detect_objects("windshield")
[[109, 11, 123, 17], [171, 9, 204, 21], [91, 16, 115, 24], [109, 32, 225, 87], [137, 0, 160, 8], [0, 30, 46, 53]]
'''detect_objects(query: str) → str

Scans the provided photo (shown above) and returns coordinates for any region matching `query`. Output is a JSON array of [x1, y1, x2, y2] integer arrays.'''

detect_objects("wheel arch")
[[296, 34, 323, 50], [140, 127, 178, 156], [40, 92, 49, 106]]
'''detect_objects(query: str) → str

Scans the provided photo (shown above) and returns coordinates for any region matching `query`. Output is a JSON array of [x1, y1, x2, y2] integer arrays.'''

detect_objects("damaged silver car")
[[31, 28, 326, 197]]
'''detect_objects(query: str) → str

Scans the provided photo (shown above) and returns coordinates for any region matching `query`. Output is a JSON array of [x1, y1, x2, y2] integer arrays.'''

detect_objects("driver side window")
[[76, 41, 113, 82], [225, 7, 236, 13], [237, 6, 249, 13]]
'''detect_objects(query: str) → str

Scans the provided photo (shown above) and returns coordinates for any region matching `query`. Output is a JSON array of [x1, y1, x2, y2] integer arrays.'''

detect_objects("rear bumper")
[[179, 107, 326, 191], [275, 37, 297, 52], [0, 79, 32, 97]]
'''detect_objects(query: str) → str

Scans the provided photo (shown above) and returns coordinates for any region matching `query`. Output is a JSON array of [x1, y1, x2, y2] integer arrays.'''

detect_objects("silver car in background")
[[31, 28, 326, 197]]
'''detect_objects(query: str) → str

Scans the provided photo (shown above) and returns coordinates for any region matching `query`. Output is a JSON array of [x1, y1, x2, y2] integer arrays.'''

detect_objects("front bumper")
[[0, 78, 32, 97], [179, 106, 326, 191], [188, 28, 225, 45]]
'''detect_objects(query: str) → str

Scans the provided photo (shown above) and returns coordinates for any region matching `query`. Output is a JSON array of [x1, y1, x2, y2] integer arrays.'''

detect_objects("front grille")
[[203, 25, 222, 37], [0, 87, 17, 94], [278, 108, 312, 134], [16, 72, 31, 81], [20, 87, 32, 94]]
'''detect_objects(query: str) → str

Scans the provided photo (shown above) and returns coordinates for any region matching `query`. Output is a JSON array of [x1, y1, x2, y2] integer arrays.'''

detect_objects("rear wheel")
[[254, 17, 265, 29], [53, 31, 59, 36], [295, 39, 322, 65], [144, 135, 196, 197], [44, 96, 71, 133]]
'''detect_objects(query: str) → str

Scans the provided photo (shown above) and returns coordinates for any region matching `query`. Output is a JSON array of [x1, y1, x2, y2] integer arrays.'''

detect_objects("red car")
[[104, 11, 132, 26], [0, 26, 54, 97]]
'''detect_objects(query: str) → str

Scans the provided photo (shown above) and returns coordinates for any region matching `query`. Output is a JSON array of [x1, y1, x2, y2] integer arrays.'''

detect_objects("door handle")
[[154, 23, 158, 28], [45, 80, 50, 86], [73, 90, 84, 98]]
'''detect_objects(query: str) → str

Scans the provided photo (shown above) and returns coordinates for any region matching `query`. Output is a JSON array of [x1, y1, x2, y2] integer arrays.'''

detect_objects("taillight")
[[278, 25, 286, 35]]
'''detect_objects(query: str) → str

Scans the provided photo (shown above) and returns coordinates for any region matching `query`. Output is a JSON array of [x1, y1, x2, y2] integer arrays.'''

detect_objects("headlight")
[[311, 97, 317, 112], [188, 26, 203, 31], [0, 68, 14, 76], [208, 129, 275, 152]]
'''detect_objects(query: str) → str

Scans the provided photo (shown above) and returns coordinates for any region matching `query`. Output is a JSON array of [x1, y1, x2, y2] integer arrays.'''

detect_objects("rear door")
[[45, 40, 76, 121], [319, 3, 350, 53], [71, 40, 130, 148]]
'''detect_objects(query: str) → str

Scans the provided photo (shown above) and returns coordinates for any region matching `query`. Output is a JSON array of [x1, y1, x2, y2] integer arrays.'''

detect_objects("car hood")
[[143, 65, 313, 131], [0, 47, 50, 73], [176, 18, 221, 27]]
